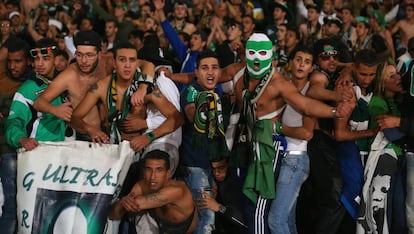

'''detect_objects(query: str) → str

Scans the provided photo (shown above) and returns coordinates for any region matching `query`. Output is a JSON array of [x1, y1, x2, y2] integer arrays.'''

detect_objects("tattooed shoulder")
[[152, 89, 162, 98], [145, 192, 168, 203], [88, 83, 98, 92]]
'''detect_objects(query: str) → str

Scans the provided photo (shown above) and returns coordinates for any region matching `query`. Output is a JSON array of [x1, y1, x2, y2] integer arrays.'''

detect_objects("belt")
[[286, 150, 307, 155]]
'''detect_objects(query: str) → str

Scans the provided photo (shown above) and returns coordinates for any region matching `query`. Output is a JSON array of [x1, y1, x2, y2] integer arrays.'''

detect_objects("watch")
[[218, 205, 227, 214]]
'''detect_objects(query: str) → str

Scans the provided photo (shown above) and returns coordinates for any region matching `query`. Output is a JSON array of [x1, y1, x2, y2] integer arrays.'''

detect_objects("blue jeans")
[[268, 152, 310, 234], [183, 167, 215, 234], [0, 153, 17, 234], [406, 152, 414, 233]]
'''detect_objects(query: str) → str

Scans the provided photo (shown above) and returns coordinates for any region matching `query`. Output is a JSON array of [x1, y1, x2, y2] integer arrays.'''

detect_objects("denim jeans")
[[183, 167, 215, 234], [268, 152, 310, 234], [406, 152, 414, 234], [0, 153, 17, 234]]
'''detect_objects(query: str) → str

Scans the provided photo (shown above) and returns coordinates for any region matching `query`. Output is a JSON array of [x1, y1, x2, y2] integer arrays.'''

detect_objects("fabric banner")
[[16, 141, 134, 234]]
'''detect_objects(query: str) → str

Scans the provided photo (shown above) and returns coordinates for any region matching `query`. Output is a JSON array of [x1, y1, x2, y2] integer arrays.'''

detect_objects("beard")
[[77, 58, 99, 75]]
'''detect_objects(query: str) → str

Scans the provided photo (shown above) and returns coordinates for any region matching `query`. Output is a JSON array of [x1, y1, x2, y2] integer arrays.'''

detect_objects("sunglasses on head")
[[319, 50, 339, 61], [29, 46, 57, 58]]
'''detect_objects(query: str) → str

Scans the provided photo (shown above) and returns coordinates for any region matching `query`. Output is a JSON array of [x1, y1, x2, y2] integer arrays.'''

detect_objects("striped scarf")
[[192, 90, 228, 161], [106, 72, 141, 144]]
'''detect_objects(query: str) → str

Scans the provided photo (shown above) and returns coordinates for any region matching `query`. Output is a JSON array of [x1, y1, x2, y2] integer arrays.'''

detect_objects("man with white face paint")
[[217, 33, 354, 234]]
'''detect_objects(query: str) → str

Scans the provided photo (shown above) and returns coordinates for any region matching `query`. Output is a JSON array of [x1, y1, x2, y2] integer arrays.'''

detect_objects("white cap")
[[9, 11, 20, 19]]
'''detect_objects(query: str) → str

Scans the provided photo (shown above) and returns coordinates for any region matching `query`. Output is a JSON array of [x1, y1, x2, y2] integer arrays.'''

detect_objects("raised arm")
[[281, 78, 353, 119], [220, 63, 246, 83], [27, 10, 45, 42], [130, 60, 155, 106]]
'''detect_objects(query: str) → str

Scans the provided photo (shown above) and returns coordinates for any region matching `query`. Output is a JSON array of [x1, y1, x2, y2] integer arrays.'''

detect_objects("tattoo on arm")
[[145, 192, 168, 204], [88, 83, 98, 92], [152, 90, 161, 98]]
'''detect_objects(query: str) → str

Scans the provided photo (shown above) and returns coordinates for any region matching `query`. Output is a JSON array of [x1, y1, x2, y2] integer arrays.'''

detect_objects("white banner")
[[17, 141, 134, 234]]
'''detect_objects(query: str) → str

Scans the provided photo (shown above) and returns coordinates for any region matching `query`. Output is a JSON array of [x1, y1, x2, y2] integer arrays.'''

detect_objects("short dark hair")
[[56, 49, 69, 61], [4, 37, 31, 59], [143, 150, 170, 170], [290, 45, 314, 62], [354, 49, 378, 67], [196, 49, 219, 68], [242, 14, 255, 24], [192, 30, 207, 42], [313, 38, 337, 60], [105, 18, 118, 28], [6, 37, 30, 58], [286, 26, 300, 41], [129, 29, 144, 40], [113, 41, 137, 58], [178, 31, 190, 44]]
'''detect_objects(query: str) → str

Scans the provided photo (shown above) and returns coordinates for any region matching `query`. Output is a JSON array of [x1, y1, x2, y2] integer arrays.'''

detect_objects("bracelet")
[[273, 121, 283, 134], [145, 132, 156, 142]]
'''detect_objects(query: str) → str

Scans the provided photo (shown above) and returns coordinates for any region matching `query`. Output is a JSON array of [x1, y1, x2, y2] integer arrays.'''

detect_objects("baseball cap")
[[73, 30, 102, 50]]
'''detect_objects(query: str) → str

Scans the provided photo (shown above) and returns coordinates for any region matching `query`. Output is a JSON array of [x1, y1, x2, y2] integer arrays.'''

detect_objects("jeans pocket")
[[278, 157, 299, 185]]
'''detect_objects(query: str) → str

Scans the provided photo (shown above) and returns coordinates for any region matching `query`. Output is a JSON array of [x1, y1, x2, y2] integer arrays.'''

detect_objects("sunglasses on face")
[[319, 50, 339, 61], [29, 46, 57, 58], [0, 23, 10, 27]]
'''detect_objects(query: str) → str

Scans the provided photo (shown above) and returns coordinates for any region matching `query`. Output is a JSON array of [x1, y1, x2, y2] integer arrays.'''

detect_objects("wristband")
[[145, 132, 156, 142], [273, 121, 283, 134]]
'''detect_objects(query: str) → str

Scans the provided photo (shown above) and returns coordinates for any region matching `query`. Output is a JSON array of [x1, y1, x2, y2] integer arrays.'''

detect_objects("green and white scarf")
[[192, 90, 228, 161], [106, 72, 142, 144]]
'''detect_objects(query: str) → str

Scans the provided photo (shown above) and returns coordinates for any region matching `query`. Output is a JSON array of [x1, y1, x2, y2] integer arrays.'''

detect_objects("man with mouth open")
[[179, 49, 228, 234]]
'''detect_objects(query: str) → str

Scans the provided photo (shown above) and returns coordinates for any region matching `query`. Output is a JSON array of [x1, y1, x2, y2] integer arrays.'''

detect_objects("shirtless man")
[[33, 30, 153, 140], [108, 149, 198, 234], [391, 4, 414, 49], [70, 42, 183, 152], [228, 33, 353, 234]]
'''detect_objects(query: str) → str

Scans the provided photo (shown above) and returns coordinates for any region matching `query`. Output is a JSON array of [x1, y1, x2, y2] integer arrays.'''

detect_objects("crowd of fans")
[[1, 0, 414, 233]]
